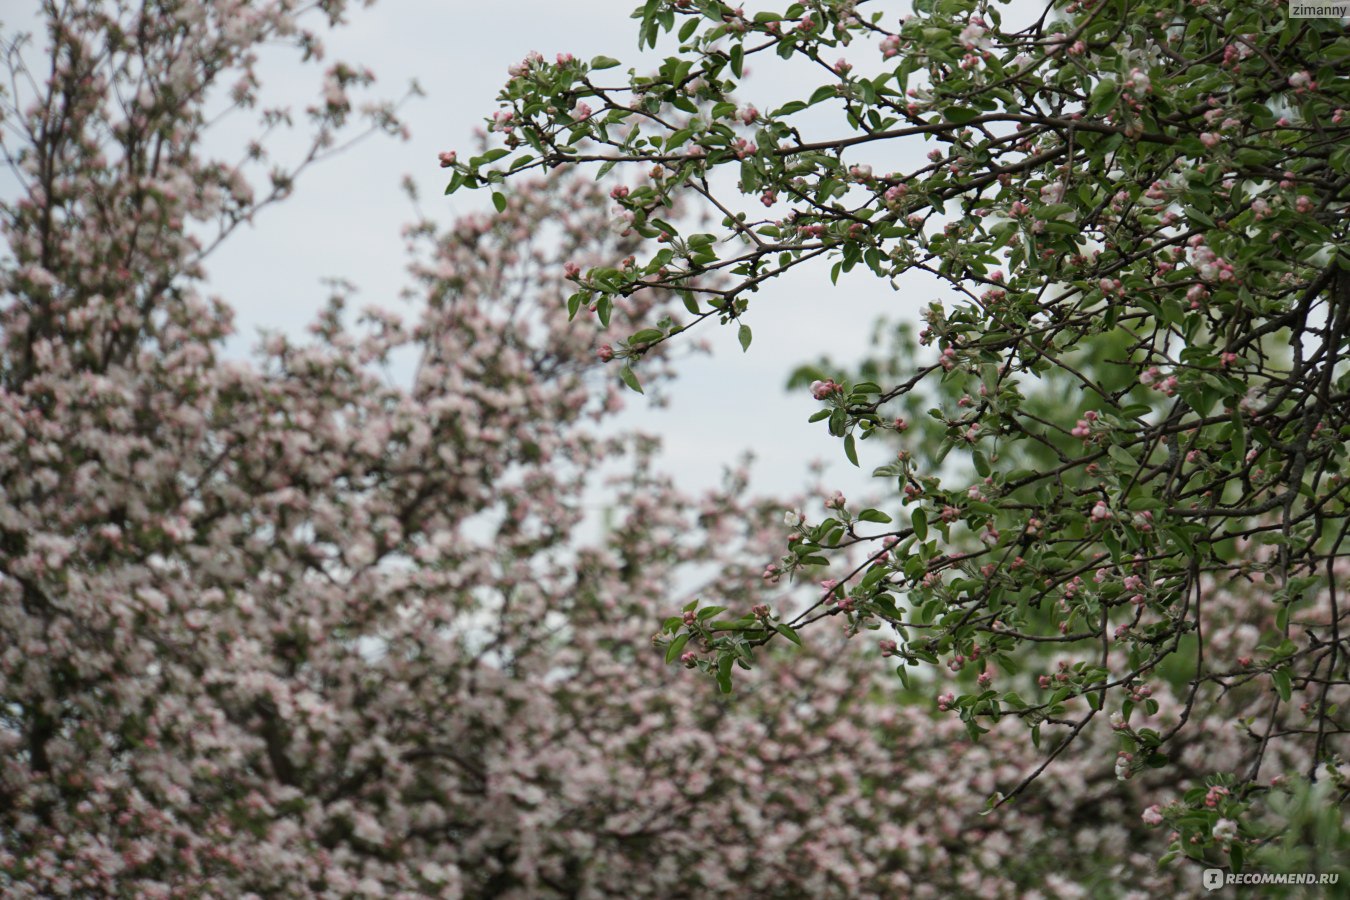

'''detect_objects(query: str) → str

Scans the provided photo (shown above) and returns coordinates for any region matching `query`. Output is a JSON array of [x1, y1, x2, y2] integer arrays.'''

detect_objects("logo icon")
[[1203, 869, 1225, 891]]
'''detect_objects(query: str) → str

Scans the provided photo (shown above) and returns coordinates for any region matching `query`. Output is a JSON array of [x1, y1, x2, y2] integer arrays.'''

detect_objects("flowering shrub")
[[455, 0, 1350, 875]]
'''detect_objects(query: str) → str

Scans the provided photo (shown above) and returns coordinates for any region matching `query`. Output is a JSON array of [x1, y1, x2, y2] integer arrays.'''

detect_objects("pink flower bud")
[[810, 379, 841, 400]]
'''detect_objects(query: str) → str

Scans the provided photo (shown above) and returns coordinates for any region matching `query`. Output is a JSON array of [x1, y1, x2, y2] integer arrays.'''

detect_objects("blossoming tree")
[[4, 1, 1310, 896], [451, 0, 1350, 875]]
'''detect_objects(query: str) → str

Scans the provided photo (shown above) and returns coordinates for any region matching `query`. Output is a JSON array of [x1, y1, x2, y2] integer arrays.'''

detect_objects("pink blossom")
[[810, 379, 841, 400]]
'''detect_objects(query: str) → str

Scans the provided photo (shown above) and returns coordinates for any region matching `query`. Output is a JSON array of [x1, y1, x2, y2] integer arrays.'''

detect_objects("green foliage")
[[460, 0, 1350, 860]]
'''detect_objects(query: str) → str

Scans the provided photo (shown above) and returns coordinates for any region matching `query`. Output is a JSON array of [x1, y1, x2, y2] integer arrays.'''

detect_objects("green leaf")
[[1088, 79, 1120, 116], [828, 408, 846, 436], [1187, 207, 1215, 229], [776, 623, 802, 645], [491, 192, 507, 213], [638, 0, 661, 47], [912, 508, 928, 541], [590, 55, 622, 70], [944, 107, 980, 124], [1272, 667, 1292, 702], [717, 655, 734, 693], [1108, 444, 1136, 469], [858, 508, 892, 524], [619, 365, 644, 394], [664, 631, 690, 664], [844, 433, 859, 467], [738, 323, 752, 352], [630, 328, 664, 345]]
